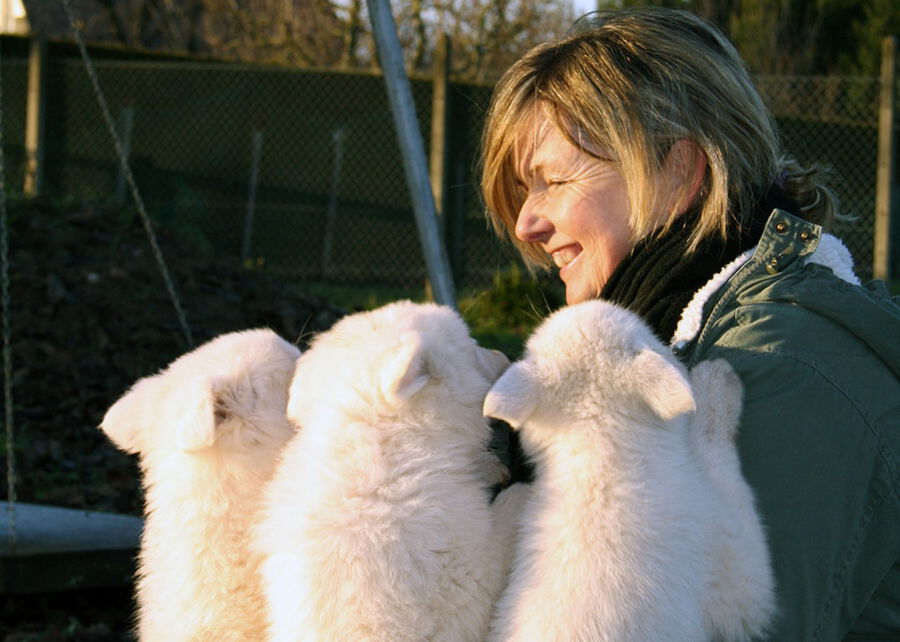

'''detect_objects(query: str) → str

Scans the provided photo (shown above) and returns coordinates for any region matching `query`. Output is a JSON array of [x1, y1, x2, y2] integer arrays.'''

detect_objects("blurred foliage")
[[609, 0, 898, 76], [299, 264, 565, 358], [53, 0, 898, 79], [460, 263, 564, 359], [47, 0, 576, 83]]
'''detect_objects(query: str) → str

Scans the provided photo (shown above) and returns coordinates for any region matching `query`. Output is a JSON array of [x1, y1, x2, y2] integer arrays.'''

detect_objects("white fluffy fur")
[[672, 231, 860, 350], [254, 301, 511, 642], [100, 329, 301, 642], [688, 360, 776, 640], [484, 300, 774, 641], [806, 233, 860, 285]]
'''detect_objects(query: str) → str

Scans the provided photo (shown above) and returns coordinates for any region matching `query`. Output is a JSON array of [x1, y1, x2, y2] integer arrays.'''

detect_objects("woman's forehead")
[[512, 109, 554, 176], [512, 108, 613, 179]]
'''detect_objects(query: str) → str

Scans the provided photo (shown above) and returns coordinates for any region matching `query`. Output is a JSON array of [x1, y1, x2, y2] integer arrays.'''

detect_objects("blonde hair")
[[480, 7, 837, 268]]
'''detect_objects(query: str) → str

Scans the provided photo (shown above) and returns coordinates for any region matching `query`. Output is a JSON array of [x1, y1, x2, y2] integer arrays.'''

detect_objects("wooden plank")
[[874, 35, 897, 281], [23, 35, 46, 196]]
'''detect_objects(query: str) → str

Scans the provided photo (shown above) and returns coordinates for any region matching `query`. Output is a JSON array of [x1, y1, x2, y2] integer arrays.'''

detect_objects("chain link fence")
[[758, 76, 884, 276], [0, 36, 892, 289]]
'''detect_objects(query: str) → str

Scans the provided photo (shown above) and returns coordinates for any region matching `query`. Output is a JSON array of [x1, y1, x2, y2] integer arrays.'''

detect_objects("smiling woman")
[[480, 5, 799, 338], [478, 6, 900, 641]]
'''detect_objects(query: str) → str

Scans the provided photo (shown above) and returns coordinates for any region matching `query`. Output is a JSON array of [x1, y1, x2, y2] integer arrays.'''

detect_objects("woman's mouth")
[[551, 245, 582, 270]]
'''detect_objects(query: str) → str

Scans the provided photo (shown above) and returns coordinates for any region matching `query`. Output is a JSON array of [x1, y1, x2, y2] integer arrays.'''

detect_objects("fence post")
[[242, 126, 264, 265], [114, 102, 135, 205], [430, 32, 450, 237], [450, 157, 466, 283], [322, 126, 346, 277], [23, 35, 46, 197], [430, 32, 456, 289], [874, 35, 897, 282]]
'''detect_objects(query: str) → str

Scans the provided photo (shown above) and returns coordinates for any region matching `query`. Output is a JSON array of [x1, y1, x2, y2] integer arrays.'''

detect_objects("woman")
[[480, 7, 900, 640]]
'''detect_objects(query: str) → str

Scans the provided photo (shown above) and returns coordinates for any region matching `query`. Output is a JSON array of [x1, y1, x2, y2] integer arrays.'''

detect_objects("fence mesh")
[[0, 39, 891, 289], [758, 76, 883, 275]]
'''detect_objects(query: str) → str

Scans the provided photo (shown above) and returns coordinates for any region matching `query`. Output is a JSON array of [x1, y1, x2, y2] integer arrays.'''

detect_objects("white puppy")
[[688, 360, 776, 640], [100, 329, 301, 642], [254, 301, 510, 642], [484, 300, 773, 641]]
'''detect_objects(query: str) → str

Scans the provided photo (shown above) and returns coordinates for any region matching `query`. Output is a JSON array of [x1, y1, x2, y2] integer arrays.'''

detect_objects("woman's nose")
[[515, 203, 553, 244]]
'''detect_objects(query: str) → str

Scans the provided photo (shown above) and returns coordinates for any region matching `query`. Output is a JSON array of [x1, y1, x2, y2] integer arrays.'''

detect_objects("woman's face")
[[514, 113, 635, 305]]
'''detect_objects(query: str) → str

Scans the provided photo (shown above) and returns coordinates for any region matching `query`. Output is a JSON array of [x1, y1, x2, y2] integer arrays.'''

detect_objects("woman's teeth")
[[551, 247, 580, 268]]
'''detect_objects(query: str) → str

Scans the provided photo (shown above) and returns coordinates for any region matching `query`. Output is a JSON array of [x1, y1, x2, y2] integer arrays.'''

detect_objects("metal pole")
[[366, 0, 457, 308]]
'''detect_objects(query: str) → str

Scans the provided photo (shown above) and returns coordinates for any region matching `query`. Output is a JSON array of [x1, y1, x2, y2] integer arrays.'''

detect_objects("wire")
[[60, 0, 194, 349], [0, 19, 18, 554]]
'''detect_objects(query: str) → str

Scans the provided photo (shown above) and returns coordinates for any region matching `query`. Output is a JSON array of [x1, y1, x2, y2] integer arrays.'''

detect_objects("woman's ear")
[[662, 139, 707, 215]]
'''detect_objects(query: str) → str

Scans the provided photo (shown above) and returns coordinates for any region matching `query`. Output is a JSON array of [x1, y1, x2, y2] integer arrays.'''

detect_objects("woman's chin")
[[563, 282, 596, 306], [561, 268, 606, 305]]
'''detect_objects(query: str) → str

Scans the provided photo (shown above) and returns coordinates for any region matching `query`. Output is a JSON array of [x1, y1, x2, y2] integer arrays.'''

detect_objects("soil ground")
[[1, 198, 347, 640]]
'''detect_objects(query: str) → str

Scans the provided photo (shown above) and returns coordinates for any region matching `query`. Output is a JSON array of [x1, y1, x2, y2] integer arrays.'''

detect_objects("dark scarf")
[[600, 185, 798, 342]]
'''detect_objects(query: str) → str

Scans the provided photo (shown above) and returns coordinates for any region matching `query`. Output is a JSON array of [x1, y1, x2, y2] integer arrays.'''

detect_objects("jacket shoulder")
[[686, 214, 900, 640]]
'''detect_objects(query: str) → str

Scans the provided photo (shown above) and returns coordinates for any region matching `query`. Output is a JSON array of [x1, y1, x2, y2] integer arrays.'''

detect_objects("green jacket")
[[675, 210, 900, 641]]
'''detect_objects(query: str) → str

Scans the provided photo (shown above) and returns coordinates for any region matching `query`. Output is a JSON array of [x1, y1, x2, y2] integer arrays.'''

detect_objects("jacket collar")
[[670, 209, 860, 351]]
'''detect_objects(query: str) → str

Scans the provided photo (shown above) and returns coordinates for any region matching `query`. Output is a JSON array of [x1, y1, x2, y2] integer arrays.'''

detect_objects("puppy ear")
[[632, 349, 696, 422], [100, 377, 159, 454], [475, 347, 510, 380], [170, 376, 227, 452], [382, 333, 430, 403], [483, 363, 537, 429]]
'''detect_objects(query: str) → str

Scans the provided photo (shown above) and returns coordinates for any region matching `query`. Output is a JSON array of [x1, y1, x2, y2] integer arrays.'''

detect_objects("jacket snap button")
[[775, 222, 788, 233], [766, 257, 780, 274], [800, 230, 813, 241]]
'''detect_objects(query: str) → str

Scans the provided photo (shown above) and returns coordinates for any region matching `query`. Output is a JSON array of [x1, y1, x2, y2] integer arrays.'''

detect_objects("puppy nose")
[[515, 205, 553, 244]]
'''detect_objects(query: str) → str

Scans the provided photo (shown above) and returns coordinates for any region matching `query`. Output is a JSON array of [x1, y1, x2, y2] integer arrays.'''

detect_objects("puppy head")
[[100, 329, 301, 456], [484, 300, 695, 436], [287, 301, 508, 440]]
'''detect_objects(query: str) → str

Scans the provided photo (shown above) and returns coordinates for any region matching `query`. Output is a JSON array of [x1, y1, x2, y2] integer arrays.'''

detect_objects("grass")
[[297, 281, 426, 312], [458, 265, 564, 359]]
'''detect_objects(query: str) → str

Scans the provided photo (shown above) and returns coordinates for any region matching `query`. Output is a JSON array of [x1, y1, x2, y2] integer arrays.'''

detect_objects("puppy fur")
[[688, 360, 776, 640], [484, 300, 773, 641], [100, 329, 301, 642], [254, 301, 510, 642]]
